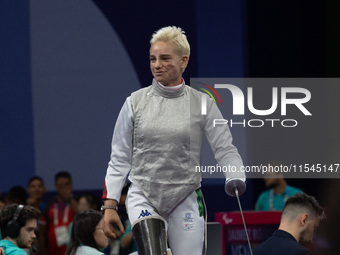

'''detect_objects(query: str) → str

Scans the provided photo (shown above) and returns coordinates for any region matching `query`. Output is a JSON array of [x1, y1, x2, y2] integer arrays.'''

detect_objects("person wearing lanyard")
[[255, 164, 303, 211], [38, 172, 77, 255]]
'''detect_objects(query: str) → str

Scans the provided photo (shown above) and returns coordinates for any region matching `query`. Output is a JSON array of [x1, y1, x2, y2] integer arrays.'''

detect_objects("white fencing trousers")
[[126, 183, 204, 255]]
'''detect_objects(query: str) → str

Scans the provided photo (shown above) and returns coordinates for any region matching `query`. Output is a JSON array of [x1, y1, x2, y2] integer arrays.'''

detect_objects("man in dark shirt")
[[253, 193, 322, 255]]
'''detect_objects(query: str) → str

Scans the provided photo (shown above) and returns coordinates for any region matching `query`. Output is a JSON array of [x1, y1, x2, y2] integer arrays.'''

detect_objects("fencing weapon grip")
[[225, 178, 246, 197]]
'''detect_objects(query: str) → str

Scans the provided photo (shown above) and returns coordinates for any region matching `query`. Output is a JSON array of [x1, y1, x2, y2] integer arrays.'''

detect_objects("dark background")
[[1, 0, 340, 225]]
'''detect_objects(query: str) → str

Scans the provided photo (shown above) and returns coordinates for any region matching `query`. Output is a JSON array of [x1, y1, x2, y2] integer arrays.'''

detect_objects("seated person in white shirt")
[[65, 210, 108, 255]]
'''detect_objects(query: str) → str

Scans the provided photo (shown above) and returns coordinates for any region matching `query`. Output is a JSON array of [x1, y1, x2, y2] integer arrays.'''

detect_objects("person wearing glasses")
[[65, 210, 108, 255]]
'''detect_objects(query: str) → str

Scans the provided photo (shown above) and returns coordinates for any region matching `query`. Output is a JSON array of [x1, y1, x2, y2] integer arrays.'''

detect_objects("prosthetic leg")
[[132, 216, 168, 255]]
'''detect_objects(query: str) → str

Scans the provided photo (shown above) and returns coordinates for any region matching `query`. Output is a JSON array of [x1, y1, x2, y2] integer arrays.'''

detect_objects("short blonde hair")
[[150, 26, 190, 58]]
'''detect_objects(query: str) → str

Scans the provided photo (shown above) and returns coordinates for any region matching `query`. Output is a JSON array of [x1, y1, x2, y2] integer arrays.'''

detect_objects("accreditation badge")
[[55, 225, 69, 247]]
